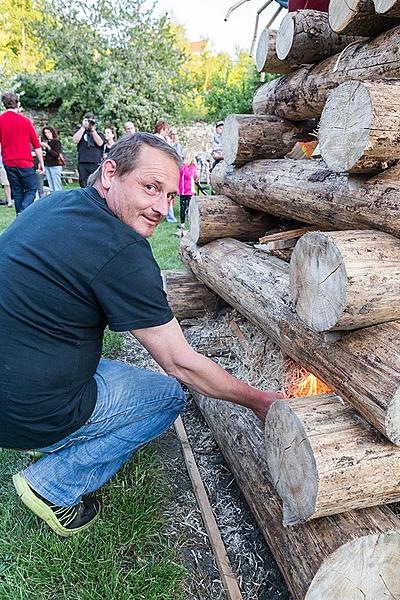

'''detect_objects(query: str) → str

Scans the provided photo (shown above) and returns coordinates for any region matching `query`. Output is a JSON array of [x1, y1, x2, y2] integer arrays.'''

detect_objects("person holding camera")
[[72, 112, 105, 188]]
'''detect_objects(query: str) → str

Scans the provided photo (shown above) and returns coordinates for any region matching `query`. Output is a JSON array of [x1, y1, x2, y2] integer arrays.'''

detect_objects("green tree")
[[0, 0, 43, 74], [22, 0, 188, 133]]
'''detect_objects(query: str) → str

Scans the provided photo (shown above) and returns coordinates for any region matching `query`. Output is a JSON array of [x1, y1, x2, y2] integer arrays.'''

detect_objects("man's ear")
[[101, 159, 117, 190]]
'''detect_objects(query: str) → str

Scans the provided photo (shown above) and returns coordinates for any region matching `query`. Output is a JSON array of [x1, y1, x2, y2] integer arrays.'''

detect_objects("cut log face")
[[319, 80, 400, 173], [210, 159, 400, 239], [329, 0, 400, 35], [180, 237, 400, 444], [375, 0, 400, 15], [161, 269, 217, 321], [265, 394, 400, 526], [255, 28, 297, 74], [289, 230, 400, 331], [276, 10, 364, 65], [253, 27, 400, 120], [221, 113, 314, 166], [190, 389, 400, 600], [188, 195, 273, 245]]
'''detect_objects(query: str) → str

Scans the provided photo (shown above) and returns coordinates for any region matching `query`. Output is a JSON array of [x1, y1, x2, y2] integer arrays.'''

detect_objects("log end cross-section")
[[290, 232, 347, 332], [264, 399, 319, 526]]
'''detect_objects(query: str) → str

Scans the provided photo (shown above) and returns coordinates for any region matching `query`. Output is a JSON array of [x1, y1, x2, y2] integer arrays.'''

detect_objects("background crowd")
[[0, 92, 224, 234]]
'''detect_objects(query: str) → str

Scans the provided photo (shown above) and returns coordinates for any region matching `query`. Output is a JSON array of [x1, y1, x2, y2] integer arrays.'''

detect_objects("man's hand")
[[36, 162, 45, 174], [251, 390, 285, 422]]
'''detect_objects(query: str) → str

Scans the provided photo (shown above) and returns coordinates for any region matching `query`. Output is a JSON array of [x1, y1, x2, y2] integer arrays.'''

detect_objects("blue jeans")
[[45, 166, 63, 192], [22, 359, 186, 507], [4, 165, 37, 214]]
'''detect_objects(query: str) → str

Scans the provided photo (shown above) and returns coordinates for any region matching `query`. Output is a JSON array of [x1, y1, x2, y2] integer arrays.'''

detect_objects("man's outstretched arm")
[[131, 318, 283, 421]]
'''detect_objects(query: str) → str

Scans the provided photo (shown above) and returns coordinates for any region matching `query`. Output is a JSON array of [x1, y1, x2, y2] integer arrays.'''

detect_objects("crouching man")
[[0, 133, 282, 537]]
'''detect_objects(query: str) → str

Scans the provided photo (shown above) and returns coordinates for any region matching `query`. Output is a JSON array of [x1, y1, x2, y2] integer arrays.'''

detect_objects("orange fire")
[[295, 373, 331, 397]]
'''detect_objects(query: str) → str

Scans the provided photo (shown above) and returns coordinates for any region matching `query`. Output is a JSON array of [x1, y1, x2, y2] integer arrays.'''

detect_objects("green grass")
[[0, 192, 189, 598]]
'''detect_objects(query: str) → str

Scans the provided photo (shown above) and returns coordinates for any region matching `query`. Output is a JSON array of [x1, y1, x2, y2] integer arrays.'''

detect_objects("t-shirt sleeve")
[[90, 239, 173, 332]]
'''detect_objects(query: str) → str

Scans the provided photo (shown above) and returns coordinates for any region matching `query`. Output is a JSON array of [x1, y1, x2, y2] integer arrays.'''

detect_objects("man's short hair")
[[87, 132, 181, 186], [216, 120, 224, 128], [2, 92, 19, 109], [84, 112, 95, 120]]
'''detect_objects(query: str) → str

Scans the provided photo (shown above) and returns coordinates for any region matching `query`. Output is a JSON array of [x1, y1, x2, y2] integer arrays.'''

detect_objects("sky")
[[147, 0, 287, 56]]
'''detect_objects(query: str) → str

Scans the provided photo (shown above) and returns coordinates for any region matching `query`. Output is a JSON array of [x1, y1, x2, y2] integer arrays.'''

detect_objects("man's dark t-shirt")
[[0, 187, 173, 449], [76, 129, 105, 164]]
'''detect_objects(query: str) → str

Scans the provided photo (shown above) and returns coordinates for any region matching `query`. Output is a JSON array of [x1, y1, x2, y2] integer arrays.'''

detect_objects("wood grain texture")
[[162, 269, 217, 321], [319, 80, 400, 172], [253, 26, 400, 120], [189, 388, 400, 600], [222, 113, 314, 166], [180, 237, 400, 444], [255, 28, 297, 74], [375, 0, 400, 15], [210, 159, 400, 238], [329, 0, 400, 35], [265, 394, 400, 525], [277, 10, 363, 64], [289, 230, 400, 331]]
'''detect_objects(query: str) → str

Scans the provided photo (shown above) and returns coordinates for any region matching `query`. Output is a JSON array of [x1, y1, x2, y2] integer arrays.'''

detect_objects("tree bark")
[[375, 0, 400, 16], [276, 10, 364, 65], [210, 159, 400, 238], [222, 113, 315, 166], [265, 394, 400, 526], [190, 389, 400, 600], [328, 0, 400, 35], [188, 195, 273, 246], [180, 237, 400, 444], [255, 28, 300, 74], [319, 80, 400, 173], [252, 26, 400, 120], [290, 230, 400, 332], [161, 269, 217, 321]]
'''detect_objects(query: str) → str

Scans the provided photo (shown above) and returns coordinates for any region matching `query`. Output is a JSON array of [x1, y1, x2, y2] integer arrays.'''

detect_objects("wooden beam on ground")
[[174, 416, 243, 600]]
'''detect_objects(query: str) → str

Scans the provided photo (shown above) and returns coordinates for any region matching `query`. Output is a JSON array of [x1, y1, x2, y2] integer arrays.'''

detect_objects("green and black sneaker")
[[13, 473, 100, 537]]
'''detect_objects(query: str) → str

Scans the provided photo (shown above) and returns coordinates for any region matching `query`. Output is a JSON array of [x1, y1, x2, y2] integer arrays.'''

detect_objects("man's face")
[[216, 125, 223, 135], [104, 146, 179, 238], [124, 122, 135, 134]]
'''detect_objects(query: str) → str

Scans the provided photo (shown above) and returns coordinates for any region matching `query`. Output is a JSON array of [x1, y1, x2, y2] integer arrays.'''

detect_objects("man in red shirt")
[[0, 92, 44, 214]]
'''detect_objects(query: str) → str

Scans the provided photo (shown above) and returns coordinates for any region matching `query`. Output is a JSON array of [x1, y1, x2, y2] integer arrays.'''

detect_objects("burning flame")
[[295, 373, 331, 397]]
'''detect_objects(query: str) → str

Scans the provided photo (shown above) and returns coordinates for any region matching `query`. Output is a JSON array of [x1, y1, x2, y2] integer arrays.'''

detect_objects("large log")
[[265, 394, 400, 526], [375, 0, 400, 15], [161, 269, 217, 321], [319, 80, 400, 173], [190, 389, 400, 600], [252, 26, 400, 120], [211, 159, 400, 238], [180, 237, 400, 444], [276, 10, 363, 65], [328, 0, 400, 35], [290, 230, 400, 332], [188, 195, 272, 246], [255, 28, 300, 75], [221, 113, 315, 166]]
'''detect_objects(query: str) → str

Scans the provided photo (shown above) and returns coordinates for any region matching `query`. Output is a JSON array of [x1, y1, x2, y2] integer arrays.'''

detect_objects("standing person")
[[103, 127, 116, 158], [41, 126, 63, 192], [169, 129, 182, 159], [176, 148, 197, 235], [153, 119, 176, 222], [72, 112, 105, 188], [211, 120, 224, 170], [0, 92, 44, 215], [123, 121, 136, 135], [0, 132, 282, 537], [0, 147, 13, 207]]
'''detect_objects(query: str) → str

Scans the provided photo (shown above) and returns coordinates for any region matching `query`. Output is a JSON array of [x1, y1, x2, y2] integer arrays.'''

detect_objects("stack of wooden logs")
[[163, 8, 400, 600]]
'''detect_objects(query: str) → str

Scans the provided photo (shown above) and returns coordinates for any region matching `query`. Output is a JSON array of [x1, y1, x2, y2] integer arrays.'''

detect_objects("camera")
[[88, 118, 96, 126]]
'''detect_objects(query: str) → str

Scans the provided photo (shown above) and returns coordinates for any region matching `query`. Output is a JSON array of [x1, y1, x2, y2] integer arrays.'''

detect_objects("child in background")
[[176, 149, 197, 235]]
